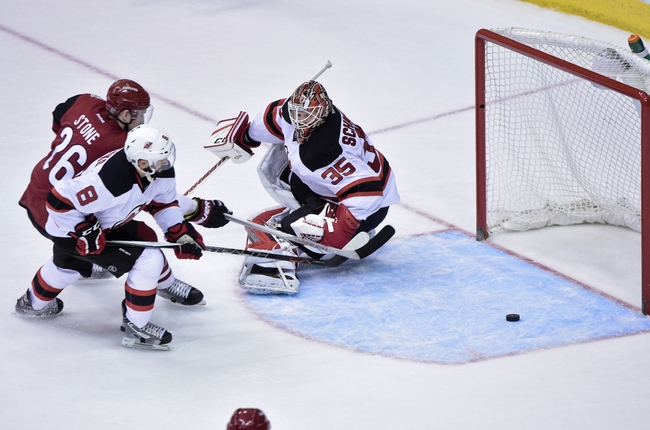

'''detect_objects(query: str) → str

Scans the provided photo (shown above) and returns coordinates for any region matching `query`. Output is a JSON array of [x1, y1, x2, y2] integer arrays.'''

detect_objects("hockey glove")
[[69, 214, 106, 256], [204, 111, 260, 164], [165, 222, 206, 260], [322, 204, 361, 248], [184, 197, 232, 228], [290, 206, 332, 242], [290, 204, 361, 249]]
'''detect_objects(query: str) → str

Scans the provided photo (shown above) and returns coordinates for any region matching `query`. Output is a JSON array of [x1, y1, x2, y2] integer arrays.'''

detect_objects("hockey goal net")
[[475, 28, 650, 314]]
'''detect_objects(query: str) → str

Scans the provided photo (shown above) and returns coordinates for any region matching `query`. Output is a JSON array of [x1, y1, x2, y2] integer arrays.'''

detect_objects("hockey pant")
[[30, 220, 178, 326]]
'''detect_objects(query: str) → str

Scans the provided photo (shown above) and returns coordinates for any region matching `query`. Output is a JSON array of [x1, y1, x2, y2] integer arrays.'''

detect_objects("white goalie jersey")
[[248, 98, 400, 222]]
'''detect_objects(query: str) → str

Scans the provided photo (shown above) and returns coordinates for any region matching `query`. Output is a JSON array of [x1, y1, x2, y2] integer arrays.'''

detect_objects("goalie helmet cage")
[[475, 28, 650, 314]]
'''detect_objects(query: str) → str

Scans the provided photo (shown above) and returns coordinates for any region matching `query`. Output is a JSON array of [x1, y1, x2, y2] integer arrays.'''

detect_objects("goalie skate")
[[239, 262, 300, 295], [120, 301, 172, 351]]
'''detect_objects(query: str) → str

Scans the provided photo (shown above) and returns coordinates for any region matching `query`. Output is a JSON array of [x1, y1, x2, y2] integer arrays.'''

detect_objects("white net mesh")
[[483, 28, 650, 236]]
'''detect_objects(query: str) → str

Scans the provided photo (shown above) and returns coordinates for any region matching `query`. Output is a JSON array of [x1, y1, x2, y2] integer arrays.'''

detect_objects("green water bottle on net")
[[628, 34, 650, 60]]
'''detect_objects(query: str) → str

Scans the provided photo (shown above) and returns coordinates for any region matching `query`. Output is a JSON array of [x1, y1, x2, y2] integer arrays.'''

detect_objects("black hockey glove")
[[69, 214, 106, 256], [165, 222, 205, 260], [184, 197, 232, 228]]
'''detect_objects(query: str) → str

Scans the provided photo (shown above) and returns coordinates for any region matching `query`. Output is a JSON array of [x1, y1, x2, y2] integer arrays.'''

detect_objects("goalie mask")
[[106, 79, 153, 127], [287, 80, 332, 141], [227, 408, 271, 430], [124, 124, 176, 182]]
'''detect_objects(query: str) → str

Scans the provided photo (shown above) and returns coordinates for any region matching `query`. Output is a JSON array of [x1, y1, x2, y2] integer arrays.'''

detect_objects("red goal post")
[[475, 28, 650, 314]]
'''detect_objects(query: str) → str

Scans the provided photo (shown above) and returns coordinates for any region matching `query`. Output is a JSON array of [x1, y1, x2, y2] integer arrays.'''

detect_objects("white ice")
[[1, 1, 648, 429]]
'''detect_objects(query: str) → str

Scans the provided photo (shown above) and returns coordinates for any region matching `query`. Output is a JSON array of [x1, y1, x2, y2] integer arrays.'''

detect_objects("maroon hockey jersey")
[[20, 93, 127, 229]]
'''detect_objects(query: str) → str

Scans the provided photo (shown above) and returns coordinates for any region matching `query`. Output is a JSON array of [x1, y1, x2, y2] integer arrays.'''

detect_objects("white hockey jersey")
[[45, 149, 184, 238], [248, 99, 399, 221]]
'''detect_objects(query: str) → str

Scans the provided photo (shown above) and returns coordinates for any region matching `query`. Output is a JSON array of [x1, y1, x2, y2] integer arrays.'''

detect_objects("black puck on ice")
[[506, 314, 520, 322]]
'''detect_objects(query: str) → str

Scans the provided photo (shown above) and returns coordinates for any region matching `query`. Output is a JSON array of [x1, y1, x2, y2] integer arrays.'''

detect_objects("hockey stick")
[[311, 60, 332, 80], [223, 213, 395, 260], [224, 213, 365, 259], [183, 155, 229, 196], [105, 240, 343, 267]]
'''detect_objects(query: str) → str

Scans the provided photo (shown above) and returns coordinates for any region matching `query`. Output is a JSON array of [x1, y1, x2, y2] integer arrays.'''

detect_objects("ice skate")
[[239, 261, 299, 295], [15, 289, 63, 316], [156, 278, 206, 305], [120, 301, 172, 351], [81, 264, 114, 280]]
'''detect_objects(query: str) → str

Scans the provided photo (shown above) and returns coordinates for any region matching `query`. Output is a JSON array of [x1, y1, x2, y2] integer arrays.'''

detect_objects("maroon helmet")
[[106, 79, 150, 117], [227, 408, 271, 430]]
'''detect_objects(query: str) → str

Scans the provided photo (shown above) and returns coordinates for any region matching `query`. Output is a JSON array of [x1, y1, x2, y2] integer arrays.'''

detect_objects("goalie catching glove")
[[69, 214, 106, 256], [184, 197, 232, 228], [165, 221, 206, 260], [204, 111, 260, 164], [289, 203, 360, 249]]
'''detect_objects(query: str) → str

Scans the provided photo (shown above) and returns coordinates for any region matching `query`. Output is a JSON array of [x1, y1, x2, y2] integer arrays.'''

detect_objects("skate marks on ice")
[[244, 231, 650, 364]]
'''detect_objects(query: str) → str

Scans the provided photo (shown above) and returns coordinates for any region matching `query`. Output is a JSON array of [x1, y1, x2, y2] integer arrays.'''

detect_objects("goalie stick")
[[106, 240, 345, 267], [311, 60, 332, 80], [223, 213, 395, 260], [184, 155, 229, 196]]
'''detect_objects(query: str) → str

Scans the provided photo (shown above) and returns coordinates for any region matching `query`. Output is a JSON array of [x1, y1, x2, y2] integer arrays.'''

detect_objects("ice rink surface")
[[1, 1, 649, 429]]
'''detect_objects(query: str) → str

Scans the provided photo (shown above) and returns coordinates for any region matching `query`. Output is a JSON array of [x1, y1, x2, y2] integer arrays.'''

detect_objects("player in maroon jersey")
[[19, 80, 151, 232], [19, 79, 230, 307]]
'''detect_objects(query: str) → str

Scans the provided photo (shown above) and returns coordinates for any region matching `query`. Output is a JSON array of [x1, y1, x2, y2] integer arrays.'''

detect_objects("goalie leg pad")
[[238, 242, 300, 295], [237, 206, 304, 294]]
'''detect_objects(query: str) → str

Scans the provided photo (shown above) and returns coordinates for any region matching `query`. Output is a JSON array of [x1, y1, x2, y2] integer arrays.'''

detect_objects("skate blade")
[[240, 283, 299, 295], [166, 297, 206, 306], [191, 298, 207, 306], [121, 337, 173, 351]]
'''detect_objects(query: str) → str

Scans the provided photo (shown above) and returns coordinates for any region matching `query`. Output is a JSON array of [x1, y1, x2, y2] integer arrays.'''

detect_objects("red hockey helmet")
[[226, 408, 271, 430], [287, 80, 333, 141], [106, 79, 151, 118]]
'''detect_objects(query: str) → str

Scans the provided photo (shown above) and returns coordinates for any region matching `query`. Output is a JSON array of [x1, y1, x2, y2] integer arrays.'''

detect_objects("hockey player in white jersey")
[[15, 125, 216, 350], [206, 81, 399, 294], [19, 78, 229, 303]]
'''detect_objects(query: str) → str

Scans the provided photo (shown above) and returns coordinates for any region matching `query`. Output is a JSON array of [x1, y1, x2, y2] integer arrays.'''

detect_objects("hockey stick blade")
[[224, 213, 368, 259], [304, 225, 395, 265], [355, 225, 395, 259], [106, 240, 340, 267]]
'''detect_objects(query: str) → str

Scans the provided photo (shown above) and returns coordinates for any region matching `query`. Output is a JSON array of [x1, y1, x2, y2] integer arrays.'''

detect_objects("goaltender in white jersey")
[[206, 80, 399, 294]]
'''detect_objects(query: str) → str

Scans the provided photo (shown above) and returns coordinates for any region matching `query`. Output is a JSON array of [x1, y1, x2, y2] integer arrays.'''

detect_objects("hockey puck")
[[506, 314, 520, 322]]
